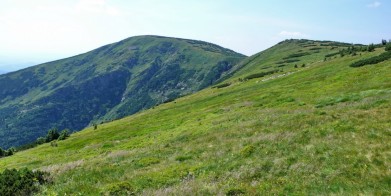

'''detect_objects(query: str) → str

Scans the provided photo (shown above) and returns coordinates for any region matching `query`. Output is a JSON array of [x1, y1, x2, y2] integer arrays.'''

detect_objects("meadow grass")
[[0, 40, 390, 195]]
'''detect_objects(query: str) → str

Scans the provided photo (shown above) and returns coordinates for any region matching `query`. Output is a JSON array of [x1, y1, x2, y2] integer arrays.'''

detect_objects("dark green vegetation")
[[1, 128, 71, 158], [42, 128, 70, 143], [0, 168, 50, 196], [350, 50, 391, 67], [212, 82, 231, 89], [243, 69, 279, 80], [386, 42, 391, 51], [0, 147, 14, 158], [0, 39, 390, 195], [0, 35, 245, 148]]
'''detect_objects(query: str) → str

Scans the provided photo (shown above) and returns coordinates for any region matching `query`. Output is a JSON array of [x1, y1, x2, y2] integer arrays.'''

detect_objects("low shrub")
[[213, 83, 231, 89], [350, 51, 391, 67], [309, 47, 322, 50], [283, 52, 310, 59], [0, 168, 50, 196], [276, 59, 300, 64], [45, 128, 60, 142], [15, 128, 71, 152], [58, 129, 70, 140], [244, 70, 278, 80], [367, 44, 375, 52], [386, 43, 391, 51], [301, 44, 317, 47], [175, 155, 192, 162], [0, 148, 15, 158], [324, 52, 340, 58]]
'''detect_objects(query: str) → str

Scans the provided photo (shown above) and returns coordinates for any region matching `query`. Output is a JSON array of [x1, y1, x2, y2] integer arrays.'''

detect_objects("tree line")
[[350, 49, 391, 67], [324, 39, 391, 60], [0, 128, 71, 159], [346, 39, 391, 67], [19, 128, 71, 151], [0, 147, 14, 158]]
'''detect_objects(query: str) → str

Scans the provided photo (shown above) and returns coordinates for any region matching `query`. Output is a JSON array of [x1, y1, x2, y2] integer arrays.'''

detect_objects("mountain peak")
[[0, 36, 245, 148]]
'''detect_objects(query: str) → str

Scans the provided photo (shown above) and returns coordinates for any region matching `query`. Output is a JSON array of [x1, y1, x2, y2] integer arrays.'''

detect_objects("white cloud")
[[367, 1, 381, 8], [278, 31, 308, 38]]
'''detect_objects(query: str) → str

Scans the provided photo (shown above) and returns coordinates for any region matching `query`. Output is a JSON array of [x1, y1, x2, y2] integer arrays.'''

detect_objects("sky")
[[0, 0, 390, 72]]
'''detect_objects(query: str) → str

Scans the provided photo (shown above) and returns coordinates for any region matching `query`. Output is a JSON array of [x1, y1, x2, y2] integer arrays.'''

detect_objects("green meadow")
[[0, 40, 390, 195]]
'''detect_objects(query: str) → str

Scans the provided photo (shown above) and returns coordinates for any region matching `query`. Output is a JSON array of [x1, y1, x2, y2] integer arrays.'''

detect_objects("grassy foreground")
[[0, 40, 390, 195]]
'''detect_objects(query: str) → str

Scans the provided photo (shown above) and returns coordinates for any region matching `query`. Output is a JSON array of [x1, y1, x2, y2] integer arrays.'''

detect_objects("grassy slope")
[[0, 35, 245, 148], [0, 40, 390, 195]]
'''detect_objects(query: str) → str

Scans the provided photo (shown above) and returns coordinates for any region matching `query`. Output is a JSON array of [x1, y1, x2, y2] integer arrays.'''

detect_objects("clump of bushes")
[[367, 44, 375, 52], [309, 47, 322, 50], [336, 40, 391, 58], [283, 52, 310, 59], [43, 128, 70, 144], [0, 147, 15, 158], [338, 45, 367, 57], [244, 70, 278, 80], [213, 83, 231, 89], [386, 43, 391, 51], [45, 128, 60, 142], [0, 168, 50, 196], [350, 51, 391, 67], [16, 128, 71, 152], [276, 59, 300, 64], [324, 52, 340, 58], [276, 64, 287, 68], [175, 155, 192, 162]]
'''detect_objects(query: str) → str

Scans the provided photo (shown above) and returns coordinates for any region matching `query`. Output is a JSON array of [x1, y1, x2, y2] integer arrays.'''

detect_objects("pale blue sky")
[[0, 0, 390, 72]]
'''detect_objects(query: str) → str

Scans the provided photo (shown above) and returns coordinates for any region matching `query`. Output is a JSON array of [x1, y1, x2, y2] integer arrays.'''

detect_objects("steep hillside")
[[1, 40, 389, 195], [0, 35, 245, 148]]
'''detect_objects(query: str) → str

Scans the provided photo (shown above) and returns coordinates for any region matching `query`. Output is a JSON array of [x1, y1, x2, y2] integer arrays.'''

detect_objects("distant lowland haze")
[[0, 0, 390, 71]]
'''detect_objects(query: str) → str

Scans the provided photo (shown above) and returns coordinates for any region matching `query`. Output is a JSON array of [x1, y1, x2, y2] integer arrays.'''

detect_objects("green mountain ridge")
[[0, 35, 245, 148], [1, 39, 389, 194]]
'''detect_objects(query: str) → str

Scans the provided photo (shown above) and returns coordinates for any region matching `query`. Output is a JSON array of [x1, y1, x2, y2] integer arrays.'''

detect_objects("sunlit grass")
[[1, 40, 390, 195]]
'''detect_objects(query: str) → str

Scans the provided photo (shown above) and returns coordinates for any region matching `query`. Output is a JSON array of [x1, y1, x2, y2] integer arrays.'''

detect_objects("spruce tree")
[[46, 128, 60, 142], [367, 44, 375, 52], [58, 129, 70, 140]]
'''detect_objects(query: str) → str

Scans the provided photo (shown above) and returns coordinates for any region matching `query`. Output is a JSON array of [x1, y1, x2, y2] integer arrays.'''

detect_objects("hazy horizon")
[[1, 0, 390, 72]]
